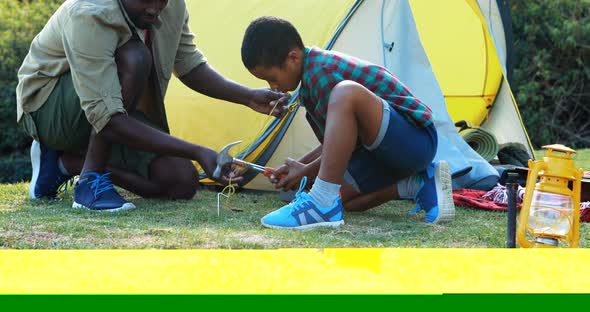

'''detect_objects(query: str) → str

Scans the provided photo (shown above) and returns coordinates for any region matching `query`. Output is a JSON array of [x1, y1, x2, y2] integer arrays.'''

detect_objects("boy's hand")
[[199, 148, 243, 186], [270, 158, 307, 191], [247, 89, 291, 118]]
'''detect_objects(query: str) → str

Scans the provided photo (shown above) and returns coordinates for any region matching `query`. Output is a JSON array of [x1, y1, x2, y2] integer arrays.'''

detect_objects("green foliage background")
[[0, 0, 64, 182], [0, 0, 588, 182], [512, 0, 589, 149]]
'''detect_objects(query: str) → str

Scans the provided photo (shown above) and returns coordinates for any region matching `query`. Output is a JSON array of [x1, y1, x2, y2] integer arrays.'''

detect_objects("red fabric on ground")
[[453, 189, 590, 222], [453, 189, 520, 212]]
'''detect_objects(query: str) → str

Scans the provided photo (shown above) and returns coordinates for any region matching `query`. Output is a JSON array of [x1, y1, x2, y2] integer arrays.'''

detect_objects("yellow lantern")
[[517, 144, 583, 248]]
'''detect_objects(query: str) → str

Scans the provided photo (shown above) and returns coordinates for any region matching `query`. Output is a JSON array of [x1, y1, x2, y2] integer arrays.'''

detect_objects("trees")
[[512, 0, 590, 148], [0, 0, 63, 182]]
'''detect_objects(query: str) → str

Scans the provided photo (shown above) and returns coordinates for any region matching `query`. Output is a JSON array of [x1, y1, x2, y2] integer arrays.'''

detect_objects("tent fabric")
[[388, 0, 502, 190], [164, 0, 534, 191], [165, 0, 351, 158]]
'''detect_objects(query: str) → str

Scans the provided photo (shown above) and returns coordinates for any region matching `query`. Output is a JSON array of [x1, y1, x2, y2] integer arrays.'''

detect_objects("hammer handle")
[[263, 167, 287, 179], [233, 158, 287, 179]]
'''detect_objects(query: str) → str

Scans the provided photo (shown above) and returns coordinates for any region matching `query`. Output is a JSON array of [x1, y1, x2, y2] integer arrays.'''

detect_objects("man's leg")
[[25, 70, 87, 200], [79, 37, 151, 175], [62, 153, 199, 199], [72, 37, 152, 211], [62, 37, 199, 201]]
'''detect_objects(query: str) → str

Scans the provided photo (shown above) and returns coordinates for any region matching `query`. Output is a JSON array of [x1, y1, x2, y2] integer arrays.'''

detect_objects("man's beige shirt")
[[16, 0, 206, 132]]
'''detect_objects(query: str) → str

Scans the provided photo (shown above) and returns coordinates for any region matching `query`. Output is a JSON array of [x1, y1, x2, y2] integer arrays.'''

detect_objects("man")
[[16, 0, 288, 211]]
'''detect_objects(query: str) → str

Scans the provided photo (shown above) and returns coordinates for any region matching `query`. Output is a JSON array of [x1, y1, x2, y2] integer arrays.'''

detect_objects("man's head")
[[241, 16, 305, 93], [121, 0, 168, 29]]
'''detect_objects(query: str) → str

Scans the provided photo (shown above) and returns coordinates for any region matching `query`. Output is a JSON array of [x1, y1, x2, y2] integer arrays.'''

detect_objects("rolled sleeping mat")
[[497, 143, 531, 167], [459, 127, 500, 162]]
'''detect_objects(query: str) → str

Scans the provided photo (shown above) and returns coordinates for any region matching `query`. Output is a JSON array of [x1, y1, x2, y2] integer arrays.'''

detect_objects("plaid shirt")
[[299, 47, 433, 143]]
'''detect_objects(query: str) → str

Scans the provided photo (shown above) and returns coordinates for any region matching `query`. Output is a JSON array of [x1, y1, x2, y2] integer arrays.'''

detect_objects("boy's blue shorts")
[[343, 99, 438, 194]]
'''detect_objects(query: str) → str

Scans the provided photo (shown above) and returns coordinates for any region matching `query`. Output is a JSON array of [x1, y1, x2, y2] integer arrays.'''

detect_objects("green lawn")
[[1, 149, 589, 249]]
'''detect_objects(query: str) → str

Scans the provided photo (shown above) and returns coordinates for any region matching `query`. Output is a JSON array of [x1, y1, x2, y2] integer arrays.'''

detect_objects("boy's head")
[[241, 16, 305, 92]]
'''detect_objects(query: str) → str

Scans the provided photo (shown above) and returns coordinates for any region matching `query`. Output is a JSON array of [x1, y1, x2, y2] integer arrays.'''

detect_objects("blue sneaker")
[[29, 140, 74, 199], [73, 172, 136, 212], [410, 161, 455, 224], [261, 177, 344, 230]]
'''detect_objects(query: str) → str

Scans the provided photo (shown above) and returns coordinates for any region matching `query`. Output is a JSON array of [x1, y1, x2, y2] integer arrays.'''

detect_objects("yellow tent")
[[165, 0, 533, 190]]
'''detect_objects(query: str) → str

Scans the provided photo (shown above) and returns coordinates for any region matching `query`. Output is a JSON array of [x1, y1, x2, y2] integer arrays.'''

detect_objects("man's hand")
[[247, 89, 291, 118], [198, 147, 243, 186]]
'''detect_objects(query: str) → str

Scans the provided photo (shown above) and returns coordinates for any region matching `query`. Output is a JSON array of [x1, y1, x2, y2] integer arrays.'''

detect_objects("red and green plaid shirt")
[[299, 47, 434, 143]]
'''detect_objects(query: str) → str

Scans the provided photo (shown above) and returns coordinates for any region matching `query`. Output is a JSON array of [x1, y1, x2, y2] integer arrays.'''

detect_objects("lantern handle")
[[542, 144, 576, 158]]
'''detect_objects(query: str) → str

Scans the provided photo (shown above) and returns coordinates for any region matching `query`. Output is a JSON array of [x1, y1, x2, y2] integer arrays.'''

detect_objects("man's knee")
[[167, 182, 199, 200], [115, 39, 152, 80], [166, 169, 199, 200], [150, 156, 200, 200]]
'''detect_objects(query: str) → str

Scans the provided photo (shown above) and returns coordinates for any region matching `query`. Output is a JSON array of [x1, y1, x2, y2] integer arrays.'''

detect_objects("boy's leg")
[[326, 82, 453, 223], [341, 183, 398, 212], [261, 81, 384, 229], [318, 81, 384, 183], [348, 93, 454, 223]]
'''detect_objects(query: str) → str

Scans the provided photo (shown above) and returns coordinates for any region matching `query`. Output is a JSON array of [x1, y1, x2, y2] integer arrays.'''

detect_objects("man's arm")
[[179, 63, 290, 117], [100, 113, 237, 184], [173, 7, 289, 116], [179, 63, 252, 105]]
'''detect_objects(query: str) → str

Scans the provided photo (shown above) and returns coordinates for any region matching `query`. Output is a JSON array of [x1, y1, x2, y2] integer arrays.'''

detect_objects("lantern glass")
[[527, 190, 573, 238]]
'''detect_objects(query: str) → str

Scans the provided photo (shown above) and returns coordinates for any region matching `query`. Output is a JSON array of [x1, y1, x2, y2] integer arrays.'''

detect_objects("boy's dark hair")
[[241, 16, 304, 70]]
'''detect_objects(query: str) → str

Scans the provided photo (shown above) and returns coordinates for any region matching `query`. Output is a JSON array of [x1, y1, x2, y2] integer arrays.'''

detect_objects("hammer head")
[[213, 140, 242, 179]]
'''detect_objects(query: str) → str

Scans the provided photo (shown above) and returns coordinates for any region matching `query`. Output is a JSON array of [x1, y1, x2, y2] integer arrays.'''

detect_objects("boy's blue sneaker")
[[29, 140, 73, 200], [410, 161, 455, 224], [261, 177, 344, 230], [73, 172, 135, 212]]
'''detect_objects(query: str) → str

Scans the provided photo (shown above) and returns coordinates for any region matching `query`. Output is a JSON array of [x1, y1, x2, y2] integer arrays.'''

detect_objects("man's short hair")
[[241, 16, 304, 69]]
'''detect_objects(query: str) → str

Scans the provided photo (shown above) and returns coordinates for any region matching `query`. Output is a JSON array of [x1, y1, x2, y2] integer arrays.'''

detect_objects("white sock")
[[309, 177, 341, 208], [397, 175, 421, 199], [57, 157, 69, 176]]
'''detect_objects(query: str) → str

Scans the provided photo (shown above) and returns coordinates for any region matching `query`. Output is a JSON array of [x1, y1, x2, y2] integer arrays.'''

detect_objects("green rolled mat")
[[460, 127, 499, 162]]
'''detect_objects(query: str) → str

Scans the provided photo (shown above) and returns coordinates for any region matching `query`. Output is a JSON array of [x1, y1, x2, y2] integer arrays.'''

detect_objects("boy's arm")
[[298, 144, 322, 164], [178, 63, 289, 117], [271, 145, 322, 190]]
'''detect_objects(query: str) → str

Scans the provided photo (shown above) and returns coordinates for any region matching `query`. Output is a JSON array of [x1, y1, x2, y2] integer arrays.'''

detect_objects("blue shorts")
[[344, 99, 438, 194]]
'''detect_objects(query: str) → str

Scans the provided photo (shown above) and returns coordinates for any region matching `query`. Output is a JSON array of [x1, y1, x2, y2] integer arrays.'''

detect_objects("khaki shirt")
[[16, 0, 206, 133]]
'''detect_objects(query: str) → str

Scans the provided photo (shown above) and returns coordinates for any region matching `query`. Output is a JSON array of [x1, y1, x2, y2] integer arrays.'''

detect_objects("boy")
[[241, 16, 455, 229]]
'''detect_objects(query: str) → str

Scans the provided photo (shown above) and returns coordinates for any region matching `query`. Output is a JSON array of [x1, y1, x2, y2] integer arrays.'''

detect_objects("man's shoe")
[[261, 177, 344, 230], [412, 161, 455, 224], [73, 172, 136, 212], [29, 140, 73, 199]]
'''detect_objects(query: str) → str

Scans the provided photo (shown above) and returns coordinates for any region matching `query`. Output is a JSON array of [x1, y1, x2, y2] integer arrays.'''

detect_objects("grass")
[[1, 149, 589, 249]]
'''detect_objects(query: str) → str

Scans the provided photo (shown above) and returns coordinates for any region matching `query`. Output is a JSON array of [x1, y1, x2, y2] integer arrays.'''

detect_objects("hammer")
[[213, 141, 285, 180]]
